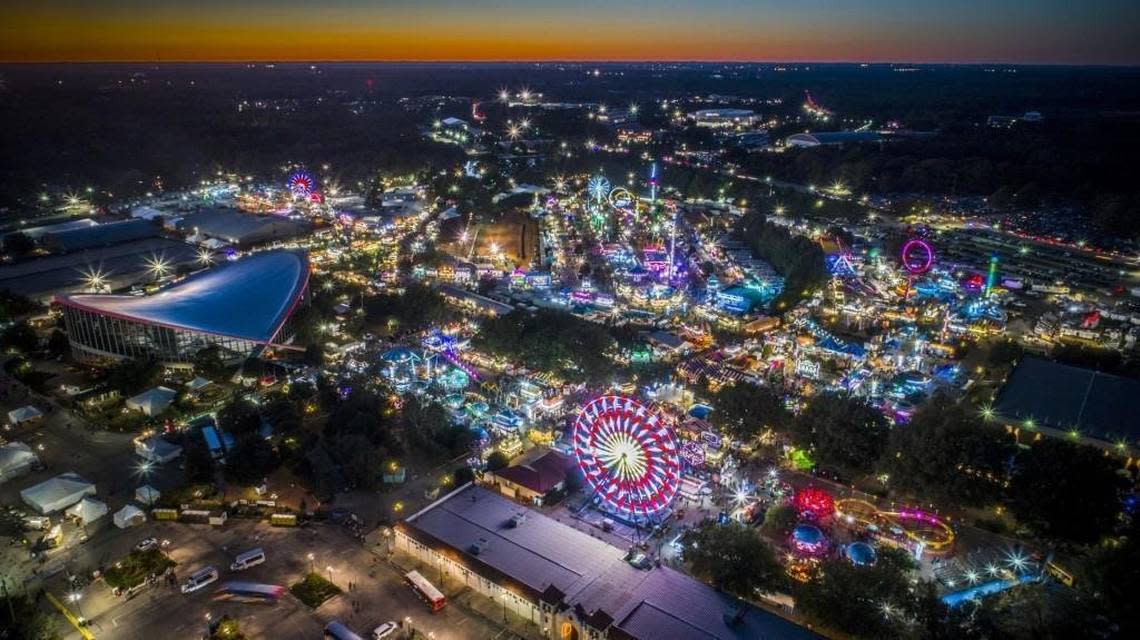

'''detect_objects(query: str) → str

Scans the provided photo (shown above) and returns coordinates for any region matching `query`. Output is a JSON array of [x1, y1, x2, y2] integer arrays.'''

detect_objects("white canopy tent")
[[20, 472, 96, 514], [65, 497, 108, 525], [0, 442, 39, 483], [113, 504, 146, 529], [7, 405, 43, 425], [135, 485, 160, 506], [135, 436, 182, 464], [125, 387, 178, 417]]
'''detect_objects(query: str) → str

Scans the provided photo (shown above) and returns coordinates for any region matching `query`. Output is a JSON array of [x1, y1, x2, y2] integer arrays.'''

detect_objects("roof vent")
[[469, 537, 490, 555]]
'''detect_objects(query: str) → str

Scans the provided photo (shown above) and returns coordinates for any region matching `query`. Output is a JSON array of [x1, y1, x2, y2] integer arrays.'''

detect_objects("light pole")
[[307, 553, 314, 574], [326, 566, 334, 583], [404, 616, 413, 639]]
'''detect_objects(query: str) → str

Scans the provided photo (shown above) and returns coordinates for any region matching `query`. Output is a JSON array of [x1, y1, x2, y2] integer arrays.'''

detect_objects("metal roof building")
[[396, 484, 820, 640], [57, 250, 309, 362], [994, 356, 1140, 448]]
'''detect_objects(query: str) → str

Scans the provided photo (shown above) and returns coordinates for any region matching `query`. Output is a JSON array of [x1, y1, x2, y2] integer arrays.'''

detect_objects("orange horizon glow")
[[3, 2, 1138, 66]]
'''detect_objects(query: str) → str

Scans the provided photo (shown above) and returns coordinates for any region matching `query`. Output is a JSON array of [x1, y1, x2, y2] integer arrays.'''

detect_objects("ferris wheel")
[[288, 170, 315, 198], [573, 395, 681, 519], [587, 175, 611, 203]]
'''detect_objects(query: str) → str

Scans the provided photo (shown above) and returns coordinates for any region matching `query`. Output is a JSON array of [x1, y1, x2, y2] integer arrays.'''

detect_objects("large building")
[[57, 250, 309, 363], [396, 484, 820, 640]]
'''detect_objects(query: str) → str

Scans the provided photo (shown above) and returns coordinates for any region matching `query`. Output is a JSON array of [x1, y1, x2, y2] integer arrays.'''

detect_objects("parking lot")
[[49, 517, 508, 640]]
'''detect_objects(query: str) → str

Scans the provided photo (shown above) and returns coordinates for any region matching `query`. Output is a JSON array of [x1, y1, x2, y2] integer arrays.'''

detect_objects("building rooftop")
[[400, 484, 820, 640], [492, 450, 572, 494], [58, 250, 309, 344], [994, 356, 1140, 443]]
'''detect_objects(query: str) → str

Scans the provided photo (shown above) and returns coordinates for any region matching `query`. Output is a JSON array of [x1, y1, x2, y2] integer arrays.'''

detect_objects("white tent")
[[65, 497, 108, 525], [113, 504, 146, 529], [135, 436, 182, 464], [185, 377, 213, 392], [0, 442, 39, 483], [7, 405, 43, 425], [20, 472, 96, 514], [125, 387, 177, 417], [135, 485, 160, 506]]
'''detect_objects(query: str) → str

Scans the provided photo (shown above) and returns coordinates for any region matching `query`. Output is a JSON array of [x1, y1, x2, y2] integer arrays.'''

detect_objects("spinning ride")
[[572, 395, 681, 520]]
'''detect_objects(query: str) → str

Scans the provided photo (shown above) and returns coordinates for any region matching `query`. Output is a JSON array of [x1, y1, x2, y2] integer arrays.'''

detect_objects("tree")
[[882, 397, 1013, 507], [1008, 438, 1124, 543], [329, 434, 386, 489], [684, 521, 786, 597], [711, 383, 791, 440], [486, 450, 511, 471], [0, 593, 58, 639], [183, 435, 215, 484], [795, 546, 927, 639], [47, 328, 70, 357], [453, 466, 476, 485], [224, 436, 279, 484], [792, 393, 889, 475], [759, 503, 798, 538], [107, 357, 162, 395], [475, 309, 617, 384], [0, 321, 39, 353], [304, 343, 325, 366], [191, 346, 230, 380], [401, 396, 471, 460], [216, 398, 262, 438], [2, 231, 35, 258]]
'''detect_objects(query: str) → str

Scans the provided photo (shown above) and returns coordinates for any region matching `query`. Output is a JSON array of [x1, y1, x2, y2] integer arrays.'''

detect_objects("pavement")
[[45, 517, 510, 640]]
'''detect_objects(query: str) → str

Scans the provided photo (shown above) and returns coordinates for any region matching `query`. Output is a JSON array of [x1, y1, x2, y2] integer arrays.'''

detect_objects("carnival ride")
[[587, 175, 612, 203], [835, 498, 955, 557], [572, 395, 681, 521], [288, 170, 315, 199]]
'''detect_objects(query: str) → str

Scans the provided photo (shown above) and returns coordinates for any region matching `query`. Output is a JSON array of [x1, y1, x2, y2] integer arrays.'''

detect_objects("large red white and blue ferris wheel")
[[572, 395, 681, 519]]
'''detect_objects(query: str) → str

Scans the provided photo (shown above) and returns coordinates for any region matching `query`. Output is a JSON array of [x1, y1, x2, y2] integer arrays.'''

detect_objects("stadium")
[[57, 250, 309, 363]]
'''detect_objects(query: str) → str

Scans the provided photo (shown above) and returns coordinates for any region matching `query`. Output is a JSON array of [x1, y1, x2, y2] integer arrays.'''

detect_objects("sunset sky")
[[3, 0, 1139, 65]]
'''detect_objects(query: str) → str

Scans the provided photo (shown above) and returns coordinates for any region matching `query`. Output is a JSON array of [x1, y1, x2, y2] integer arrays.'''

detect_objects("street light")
[[307, 553, 314, 573], [326, 565, 334, 582]]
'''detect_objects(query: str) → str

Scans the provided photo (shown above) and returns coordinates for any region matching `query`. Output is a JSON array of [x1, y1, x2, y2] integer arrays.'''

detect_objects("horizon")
[[4, 0, 1140, 66]]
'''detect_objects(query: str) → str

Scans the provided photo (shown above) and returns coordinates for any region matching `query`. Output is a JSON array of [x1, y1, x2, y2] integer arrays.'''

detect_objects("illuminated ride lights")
[[900, 239, 934, 275], [587, 175, 612, 203], [835, 498, 955, 556], [288, 170, 315, 199], [792, 486, 835, 521], [573, 395, 681, 520], [790, 523, 828, 556]]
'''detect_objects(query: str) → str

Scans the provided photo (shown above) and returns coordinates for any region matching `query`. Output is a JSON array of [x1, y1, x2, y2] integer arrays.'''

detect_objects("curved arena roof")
[[59, 250, 309, 344]]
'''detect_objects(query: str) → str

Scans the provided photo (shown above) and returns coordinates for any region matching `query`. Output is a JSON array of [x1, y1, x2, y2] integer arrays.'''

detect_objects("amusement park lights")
[[81, 265, 109, 292], [145, 253, 171, 279], [572, 395, 681, 519], [196, 248, 215, 266]]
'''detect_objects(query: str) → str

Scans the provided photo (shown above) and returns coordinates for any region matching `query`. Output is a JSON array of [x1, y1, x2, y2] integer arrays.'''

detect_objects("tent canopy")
[[20, 472, 96, 514], [65, 497, 108, 524], [113, 504, 146, 528], [126, 387, 178, 417], [0, 442, 38, 482], [135, 485, 160, 505], [8, 405, 43, 425]]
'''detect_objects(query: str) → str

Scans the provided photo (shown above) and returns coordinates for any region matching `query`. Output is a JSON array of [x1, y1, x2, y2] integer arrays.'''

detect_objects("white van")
[[181, 566, 219, 594], [230, 548, 266, 572]]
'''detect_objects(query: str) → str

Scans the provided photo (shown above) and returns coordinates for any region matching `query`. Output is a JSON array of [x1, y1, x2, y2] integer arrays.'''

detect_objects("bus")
[[213, 581, 286, 604], [404, 570, 446, 612], [324, 620, 366, 640]]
